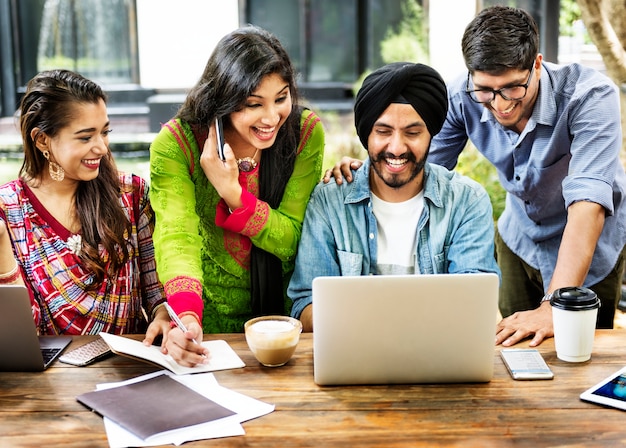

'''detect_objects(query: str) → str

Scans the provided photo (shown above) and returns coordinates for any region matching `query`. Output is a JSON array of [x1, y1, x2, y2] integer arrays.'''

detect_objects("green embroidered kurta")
[[150, 110, 325, 333]]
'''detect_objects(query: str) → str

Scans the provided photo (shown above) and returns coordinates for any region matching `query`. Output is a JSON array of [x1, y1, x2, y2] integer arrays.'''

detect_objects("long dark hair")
[[176, 25, 300, 197], [19, 69, 131, 290], [177, 25, 302, 315]]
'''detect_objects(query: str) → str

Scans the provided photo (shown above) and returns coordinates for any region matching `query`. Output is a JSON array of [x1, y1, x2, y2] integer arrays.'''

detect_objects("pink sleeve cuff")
[[164, 276, 204, 321], [215, 189, 258, 233]]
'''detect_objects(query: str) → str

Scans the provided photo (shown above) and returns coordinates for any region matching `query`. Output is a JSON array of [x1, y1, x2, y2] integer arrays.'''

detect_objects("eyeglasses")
[[465, 66, 535, 104]]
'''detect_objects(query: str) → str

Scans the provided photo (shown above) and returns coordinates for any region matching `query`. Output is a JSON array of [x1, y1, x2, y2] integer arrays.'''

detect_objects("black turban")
[[354, 62, 448, 148]]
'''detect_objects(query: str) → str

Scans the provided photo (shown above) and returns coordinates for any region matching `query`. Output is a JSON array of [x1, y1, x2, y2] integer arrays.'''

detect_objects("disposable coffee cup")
[[550, 286, 600, 362]]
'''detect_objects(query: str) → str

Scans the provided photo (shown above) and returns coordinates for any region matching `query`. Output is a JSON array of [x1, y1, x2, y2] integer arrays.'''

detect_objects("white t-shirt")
[[371, 191, 424, 275]]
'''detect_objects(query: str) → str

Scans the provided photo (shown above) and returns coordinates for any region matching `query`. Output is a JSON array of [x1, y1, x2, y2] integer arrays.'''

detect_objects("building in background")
[[0, 0, 559, 130]]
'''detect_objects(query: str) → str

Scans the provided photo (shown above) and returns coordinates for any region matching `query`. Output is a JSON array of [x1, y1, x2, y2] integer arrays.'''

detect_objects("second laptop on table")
[[312, 273, 499, 386], [0, 285, 72, 371]]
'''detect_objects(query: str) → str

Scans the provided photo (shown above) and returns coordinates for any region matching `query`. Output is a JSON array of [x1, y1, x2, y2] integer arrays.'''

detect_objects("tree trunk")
[[577, 0, 626, 162]]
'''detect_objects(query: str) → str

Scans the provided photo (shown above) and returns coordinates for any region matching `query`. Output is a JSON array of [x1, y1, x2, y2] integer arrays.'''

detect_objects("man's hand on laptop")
[[495, 301, 554, 347], [322, 157, 363, 184]]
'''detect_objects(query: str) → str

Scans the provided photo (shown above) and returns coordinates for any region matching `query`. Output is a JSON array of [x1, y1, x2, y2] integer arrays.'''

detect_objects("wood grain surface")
[[1, 331, 625, 447]]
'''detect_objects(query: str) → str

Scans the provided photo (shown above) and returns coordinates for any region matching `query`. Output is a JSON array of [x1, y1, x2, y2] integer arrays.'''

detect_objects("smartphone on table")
[[500, 348, 554, 380], [215, 116, 225, 161]]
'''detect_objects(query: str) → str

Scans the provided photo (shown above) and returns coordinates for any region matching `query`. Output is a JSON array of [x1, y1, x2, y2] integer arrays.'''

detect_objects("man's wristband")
[[540, 292, 553, 303]]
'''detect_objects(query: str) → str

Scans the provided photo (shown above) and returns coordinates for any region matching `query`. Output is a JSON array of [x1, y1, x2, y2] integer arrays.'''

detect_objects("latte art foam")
[[249, 320, 299, 348], [245, 316, 302, 367]]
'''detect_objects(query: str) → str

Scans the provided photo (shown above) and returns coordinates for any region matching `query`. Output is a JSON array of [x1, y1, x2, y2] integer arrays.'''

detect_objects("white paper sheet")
[[95, 370, 275, 447]]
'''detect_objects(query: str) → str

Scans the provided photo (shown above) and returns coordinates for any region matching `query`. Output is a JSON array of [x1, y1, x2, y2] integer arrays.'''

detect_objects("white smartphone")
[[580, 366, 626, 410], [58, 337, 112, 366], [500, 348, 554, 380], [215, 116, 225, 161]]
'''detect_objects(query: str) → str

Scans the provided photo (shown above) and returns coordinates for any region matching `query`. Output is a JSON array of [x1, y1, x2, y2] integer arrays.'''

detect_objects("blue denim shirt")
[[430, 62, 626, 288], [288, 159, 500, 319]]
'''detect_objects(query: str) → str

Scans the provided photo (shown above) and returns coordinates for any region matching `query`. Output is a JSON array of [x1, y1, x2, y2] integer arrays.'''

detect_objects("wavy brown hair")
[[19, 69, 131, 290]]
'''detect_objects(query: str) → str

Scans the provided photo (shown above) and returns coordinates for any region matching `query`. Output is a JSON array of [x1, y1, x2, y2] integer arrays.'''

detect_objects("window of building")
[[35, 0, 138, 85], [247, 0, 407, 87]]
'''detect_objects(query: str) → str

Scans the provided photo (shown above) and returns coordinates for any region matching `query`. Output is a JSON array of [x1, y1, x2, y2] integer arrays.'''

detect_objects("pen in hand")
[[163, 302, 202, 347]]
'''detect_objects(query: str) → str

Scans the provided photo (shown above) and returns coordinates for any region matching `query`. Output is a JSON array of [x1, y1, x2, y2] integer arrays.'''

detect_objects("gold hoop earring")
[[42, 150, 65, 182]]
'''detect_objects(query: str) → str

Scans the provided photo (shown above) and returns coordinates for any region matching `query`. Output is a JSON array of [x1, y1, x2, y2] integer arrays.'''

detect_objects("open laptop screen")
[[312, 273, 499, 385]]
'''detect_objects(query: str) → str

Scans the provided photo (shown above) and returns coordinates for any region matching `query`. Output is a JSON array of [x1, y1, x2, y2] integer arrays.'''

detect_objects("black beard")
[[369, 146, 428, 189]]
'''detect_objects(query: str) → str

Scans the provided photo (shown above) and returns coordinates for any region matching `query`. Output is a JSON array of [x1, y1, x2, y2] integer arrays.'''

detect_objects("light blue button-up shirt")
[[288, 159, 500, 319], [430, 62, 626, 289]]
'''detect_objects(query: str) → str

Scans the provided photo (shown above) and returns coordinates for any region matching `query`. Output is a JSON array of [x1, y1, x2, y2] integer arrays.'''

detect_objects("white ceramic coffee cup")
[[244, 315, 302, 367], [550, 286, 600, 362]]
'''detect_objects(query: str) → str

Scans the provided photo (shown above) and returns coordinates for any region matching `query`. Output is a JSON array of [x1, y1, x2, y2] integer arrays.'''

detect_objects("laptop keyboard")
[[41, 347, 62, 364]]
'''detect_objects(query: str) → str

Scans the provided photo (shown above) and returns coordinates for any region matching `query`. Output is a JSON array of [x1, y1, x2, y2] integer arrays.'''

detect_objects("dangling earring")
[[49, 161, 65, 182], [43, 150, 65, 182]]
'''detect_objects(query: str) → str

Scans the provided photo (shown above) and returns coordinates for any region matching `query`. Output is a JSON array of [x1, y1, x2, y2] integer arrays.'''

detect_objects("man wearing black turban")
[[354, 62, 448, 148], [288, 62, 500, 332]]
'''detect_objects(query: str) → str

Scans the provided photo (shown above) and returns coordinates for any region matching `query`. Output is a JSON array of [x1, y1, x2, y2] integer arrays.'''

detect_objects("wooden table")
[[1, 331, 625, 447]]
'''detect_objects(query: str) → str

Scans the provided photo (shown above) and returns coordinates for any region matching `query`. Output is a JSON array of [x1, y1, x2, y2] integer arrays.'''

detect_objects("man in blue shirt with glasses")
[[327, 5, 626, 346]]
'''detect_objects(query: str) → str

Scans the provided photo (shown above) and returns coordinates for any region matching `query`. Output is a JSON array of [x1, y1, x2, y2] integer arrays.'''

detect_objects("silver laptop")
[[312, 273, 499, 385], [0, 285, 72, 371]]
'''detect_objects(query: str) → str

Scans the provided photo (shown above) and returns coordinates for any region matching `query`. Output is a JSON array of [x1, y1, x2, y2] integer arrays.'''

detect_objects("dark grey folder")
[[77, 373, 236, 439]]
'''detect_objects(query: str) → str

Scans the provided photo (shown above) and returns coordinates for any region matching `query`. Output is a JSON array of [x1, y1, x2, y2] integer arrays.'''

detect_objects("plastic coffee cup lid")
[[550, 286, 600, 311]]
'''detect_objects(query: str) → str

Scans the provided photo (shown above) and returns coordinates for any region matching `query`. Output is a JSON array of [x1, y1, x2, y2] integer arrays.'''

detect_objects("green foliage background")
[[456, 145, 506, 221]]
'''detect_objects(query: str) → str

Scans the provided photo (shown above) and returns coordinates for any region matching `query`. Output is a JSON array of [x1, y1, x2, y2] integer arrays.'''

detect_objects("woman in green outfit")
[[148, 25, 325, 365]]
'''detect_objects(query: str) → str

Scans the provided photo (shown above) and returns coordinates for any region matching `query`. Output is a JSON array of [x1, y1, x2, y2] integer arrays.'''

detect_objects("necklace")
[[236, 148, 259, 172]]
